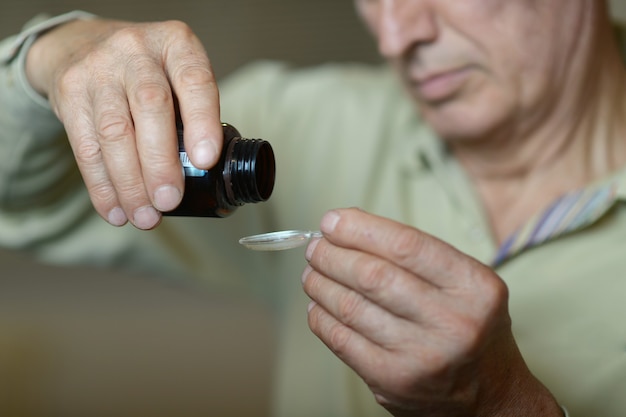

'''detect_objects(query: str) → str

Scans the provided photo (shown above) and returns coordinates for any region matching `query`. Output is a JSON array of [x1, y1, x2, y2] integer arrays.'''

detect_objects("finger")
[[162, 21, 222, 169], [49, 48, 131, 227], [62, 103, 128, 227], [302, 264, 418, 347], [125, 57, 184, 213], [305, 238, 440, 320], [92, 83, 161, 230], [307, 300, 389, 383], [307, 302, 432, 409], [318, 208, 488, 288]]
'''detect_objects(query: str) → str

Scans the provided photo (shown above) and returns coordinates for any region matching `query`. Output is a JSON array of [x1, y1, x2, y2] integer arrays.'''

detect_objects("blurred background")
[[0, 0, 381, 80], [1, 1, 626, 416]]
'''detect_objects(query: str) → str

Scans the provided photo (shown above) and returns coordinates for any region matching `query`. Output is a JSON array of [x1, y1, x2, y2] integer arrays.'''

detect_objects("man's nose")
[[377, 0, 437, 58]]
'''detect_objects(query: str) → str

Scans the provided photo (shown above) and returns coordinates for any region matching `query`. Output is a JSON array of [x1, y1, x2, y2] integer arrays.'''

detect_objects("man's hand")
[[302, 208, 563, 416], [25, 18, 223, 229]]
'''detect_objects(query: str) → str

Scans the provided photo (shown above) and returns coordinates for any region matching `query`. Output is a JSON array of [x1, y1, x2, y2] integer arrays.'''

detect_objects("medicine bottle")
[[164, 123, 276, 217]]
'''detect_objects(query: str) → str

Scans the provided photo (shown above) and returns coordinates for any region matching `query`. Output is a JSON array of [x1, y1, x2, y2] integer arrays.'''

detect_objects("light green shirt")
[[1, 13, 625, 417]]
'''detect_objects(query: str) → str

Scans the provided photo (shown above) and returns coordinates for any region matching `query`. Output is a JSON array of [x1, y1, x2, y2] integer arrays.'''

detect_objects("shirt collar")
[[493, 168, 626, 266]]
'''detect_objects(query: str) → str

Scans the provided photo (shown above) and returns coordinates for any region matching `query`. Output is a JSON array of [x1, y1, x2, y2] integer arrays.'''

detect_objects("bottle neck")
[[223, 136, 275, 205]]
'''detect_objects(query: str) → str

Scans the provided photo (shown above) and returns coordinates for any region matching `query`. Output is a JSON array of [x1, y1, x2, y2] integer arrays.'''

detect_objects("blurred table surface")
[[0, 248, 275, 417]]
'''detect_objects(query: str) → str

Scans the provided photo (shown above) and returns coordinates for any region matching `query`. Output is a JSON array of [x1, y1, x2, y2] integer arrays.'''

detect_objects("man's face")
[[355, 0, 593, 142]]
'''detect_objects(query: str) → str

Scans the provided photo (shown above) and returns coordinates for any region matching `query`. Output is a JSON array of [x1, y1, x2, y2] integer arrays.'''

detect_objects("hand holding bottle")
[[25, 18, 223, 229]]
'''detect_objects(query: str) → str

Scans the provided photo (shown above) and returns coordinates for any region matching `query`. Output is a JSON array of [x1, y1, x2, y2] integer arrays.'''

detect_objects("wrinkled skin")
[[354, 0, 595, 143], [303, 208, 561, 416], [27, 18, 224, 229]]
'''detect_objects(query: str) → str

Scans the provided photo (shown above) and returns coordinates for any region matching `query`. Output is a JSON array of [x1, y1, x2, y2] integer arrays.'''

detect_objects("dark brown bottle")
[[164, 123, 275, 217]]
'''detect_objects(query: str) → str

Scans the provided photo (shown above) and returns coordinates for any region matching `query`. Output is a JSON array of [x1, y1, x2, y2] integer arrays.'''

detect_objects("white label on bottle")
[[179, 151, 206, 177]]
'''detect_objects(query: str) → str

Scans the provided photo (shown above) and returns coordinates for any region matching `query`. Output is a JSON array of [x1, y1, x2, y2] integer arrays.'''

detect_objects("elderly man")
[[1, 1, 625, 416]]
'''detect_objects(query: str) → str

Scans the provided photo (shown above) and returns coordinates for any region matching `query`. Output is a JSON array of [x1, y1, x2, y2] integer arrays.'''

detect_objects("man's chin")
[[416, 88, 511, 143], [419, 106, 499, 143]]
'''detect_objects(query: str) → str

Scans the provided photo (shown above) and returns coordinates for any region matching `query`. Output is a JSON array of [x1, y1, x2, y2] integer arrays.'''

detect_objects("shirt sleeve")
[[0, 11, 97, 250], [0, 11, 96, 109]]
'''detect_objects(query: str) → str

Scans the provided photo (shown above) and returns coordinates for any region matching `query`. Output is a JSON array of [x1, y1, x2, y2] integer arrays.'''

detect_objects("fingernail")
[[154, 185, 182, 212], [305, 238, 320, 261], [301, 265, 313, 284], [133, 205, 161, 230], [192, 140, 217, 168], [107, 207, 128, 227], [321, 210, 340, 233], [307, 301, 317, 313]]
